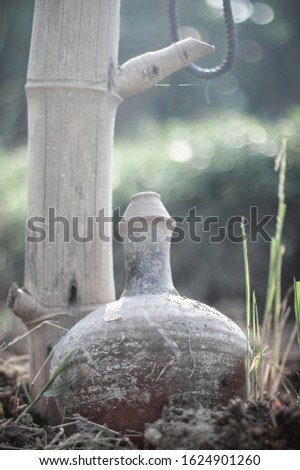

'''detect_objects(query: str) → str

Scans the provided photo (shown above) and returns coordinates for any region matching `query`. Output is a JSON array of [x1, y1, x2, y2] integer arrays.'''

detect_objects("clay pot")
[[51, 192, 249, 432]]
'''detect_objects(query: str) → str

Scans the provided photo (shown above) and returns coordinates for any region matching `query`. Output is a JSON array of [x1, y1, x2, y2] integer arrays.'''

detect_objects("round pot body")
[[51, 292, 247, 432]]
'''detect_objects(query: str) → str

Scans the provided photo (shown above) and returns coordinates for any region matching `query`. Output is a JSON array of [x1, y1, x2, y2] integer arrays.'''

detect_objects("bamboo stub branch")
[[8, 283, 50, 324], [115, 38, 214, 99], [7, 283, 73, 326]]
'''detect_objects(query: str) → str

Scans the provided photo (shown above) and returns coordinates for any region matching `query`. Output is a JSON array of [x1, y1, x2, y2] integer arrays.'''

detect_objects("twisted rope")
[[168, 0, 237, 79]]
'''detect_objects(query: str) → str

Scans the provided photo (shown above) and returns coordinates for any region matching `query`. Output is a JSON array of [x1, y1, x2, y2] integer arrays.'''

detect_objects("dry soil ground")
[[1, 353, 300, 450]]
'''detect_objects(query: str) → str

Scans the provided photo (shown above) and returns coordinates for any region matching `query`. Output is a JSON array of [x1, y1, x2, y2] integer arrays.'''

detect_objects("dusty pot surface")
[[51, 192, 248, 432]]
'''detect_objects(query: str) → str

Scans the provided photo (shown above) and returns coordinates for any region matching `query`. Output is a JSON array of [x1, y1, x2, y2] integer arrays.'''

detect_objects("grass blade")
[[241, 217, 251, 401], [21, 380, 32, 405], [42, 380, 75, 398], [263, 140, 287, 325], [45, 348, 78, 391], [15, 349, 78, 423], [294, 279, 300, 346]]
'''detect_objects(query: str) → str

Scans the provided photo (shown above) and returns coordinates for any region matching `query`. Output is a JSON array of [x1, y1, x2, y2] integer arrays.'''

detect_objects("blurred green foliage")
[[1, 110, 300, 312], [0, 147, 26, 302], [1, 1, 300, 320]]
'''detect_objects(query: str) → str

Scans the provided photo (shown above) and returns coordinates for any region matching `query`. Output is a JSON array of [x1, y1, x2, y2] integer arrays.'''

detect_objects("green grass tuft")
[[15, 349, 77, 424]]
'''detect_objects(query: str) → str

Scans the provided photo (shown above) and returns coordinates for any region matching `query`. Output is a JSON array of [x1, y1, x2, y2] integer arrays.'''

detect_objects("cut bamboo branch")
[[8, 283, 49, 324], [7, 283, 76, 326], [116, 38, 214, 98]]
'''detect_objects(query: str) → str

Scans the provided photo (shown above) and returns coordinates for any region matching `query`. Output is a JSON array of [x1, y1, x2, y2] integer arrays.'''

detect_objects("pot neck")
[[119, 192, 178, 297]]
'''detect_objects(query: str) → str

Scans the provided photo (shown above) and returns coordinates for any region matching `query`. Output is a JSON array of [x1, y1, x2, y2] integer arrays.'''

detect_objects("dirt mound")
[[144, 393, 300, 449]]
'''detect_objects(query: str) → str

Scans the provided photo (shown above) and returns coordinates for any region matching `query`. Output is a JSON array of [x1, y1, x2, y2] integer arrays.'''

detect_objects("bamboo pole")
[[9, 0, 213, 423]]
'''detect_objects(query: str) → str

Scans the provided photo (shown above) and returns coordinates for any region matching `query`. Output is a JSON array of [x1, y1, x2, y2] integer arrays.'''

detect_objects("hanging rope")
[[168, 0, 237, 79]]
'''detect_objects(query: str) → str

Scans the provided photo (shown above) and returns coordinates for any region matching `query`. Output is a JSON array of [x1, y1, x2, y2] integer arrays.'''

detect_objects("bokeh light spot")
[[238, 39, 263, 63], [247, 125, 267, 144], [251, 2, 275, 25], [232, 0, 253, 24], [168, 140, 193, 162], [205, 0, 253, 23], [212, 73, 239, 96], [278, 119, 297, 136]]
